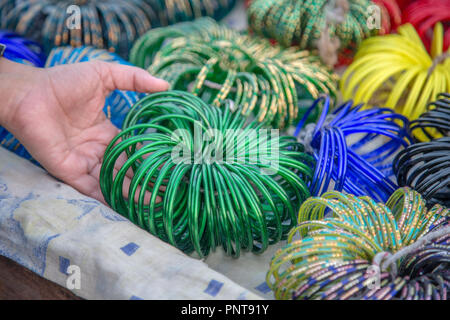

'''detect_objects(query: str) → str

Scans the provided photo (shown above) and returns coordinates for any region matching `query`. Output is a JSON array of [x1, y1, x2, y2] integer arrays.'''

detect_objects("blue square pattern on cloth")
[[59, 256, 70, 275], [120, 242, 140, 256], [255, 282, 271, 294], [204, 279, 224, 297]]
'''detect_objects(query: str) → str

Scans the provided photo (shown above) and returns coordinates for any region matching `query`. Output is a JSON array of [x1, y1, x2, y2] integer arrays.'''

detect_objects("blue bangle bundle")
[[294, 96, 413, 202], [0, 30, 46, 67], [0, 0, 237, 57], [0, 31, 45, 160]]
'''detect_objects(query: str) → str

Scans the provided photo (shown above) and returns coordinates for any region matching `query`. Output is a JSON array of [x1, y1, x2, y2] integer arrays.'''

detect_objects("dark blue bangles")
[[295, 96, 414, 202]]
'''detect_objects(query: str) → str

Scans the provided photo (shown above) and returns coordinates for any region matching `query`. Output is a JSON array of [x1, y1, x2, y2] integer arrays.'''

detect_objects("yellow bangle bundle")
[[341, 23, 450, 120]]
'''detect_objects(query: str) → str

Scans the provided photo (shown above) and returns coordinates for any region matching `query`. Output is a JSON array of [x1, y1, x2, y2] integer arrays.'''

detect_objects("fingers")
[[96, 61, 169, 94]]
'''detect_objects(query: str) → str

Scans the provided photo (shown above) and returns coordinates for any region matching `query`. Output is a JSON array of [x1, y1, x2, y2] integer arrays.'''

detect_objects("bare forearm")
[[0, 58, 37, 130]]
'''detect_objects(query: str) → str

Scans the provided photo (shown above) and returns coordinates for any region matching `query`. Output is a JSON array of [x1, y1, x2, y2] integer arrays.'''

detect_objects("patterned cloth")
[[0, 148, 261, 300]]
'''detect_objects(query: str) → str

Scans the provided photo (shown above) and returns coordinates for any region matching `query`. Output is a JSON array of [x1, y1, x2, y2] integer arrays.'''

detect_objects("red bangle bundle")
[[403, 0, 450, 51]]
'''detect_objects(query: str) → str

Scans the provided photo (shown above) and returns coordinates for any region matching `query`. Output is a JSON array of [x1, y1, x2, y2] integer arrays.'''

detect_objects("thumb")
[[95, 61, 170, 94]]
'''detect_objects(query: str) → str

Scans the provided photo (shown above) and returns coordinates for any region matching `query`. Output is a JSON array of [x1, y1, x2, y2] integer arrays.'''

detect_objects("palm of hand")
[[8, 61, 168, 201]]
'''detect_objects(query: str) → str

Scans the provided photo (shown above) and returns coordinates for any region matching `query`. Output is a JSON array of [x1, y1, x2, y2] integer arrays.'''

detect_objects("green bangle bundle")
[[130, 18, 338, 129], [100, 91, 315, 258], [267, 187, 449, 300], [0, 0, 237, 57], [247, 0, 378, 66]]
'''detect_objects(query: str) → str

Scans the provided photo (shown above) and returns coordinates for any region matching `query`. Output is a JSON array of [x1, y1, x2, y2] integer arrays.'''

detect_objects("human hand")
[[0, 59, 168, 202]]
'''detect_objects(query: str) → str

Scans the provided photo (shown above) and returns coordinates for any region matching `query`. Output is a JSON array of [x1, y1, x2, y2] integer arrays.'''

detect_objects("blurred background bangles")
[[130, 18, 338, 129], [247, 0, 378, 67], [267, 187, 449, 300], [0, 0, 237, 57], [402, 0, 450, 51]]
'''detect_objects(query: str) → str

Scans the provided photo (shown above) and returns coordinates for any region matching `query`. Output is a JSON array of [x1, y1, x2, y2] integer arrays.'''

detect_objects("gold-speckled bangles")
[[0, 0, 237, 57], [267, 187, 449, 300], [130, 18, 338, 129], [247, 0, 378, 66]]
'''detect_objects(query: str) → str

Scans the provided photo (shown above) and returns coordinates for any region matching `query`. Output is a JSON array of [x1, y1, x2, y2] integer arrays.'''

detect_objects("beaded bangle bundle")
[[247, 0, 377, 66], [267, 187, 449, 300], [0, 31, 45, 159], [0, 0, 237, 57], [341, 23, 450, 121], [130, 18, 338, 128], [100, 91, 315, 258], [294, 96, 412, 202]]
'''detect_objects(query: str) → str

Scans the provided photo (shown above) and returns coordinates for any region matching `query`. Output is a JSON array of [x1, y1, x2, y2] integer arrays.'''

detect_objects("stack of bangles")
[[394, 137, 450, 208], [410, 93, 450, 141], [341, 23, 450, 120], [294, 95, 412, 202], [247, 0, 377, 66], [99, 91, 315, 258], [130, 18, 338, 128], [0, 31, 46, 160], [393, 93, 449, 207], [267, 187, 449, 300], [0, 0, 237, 57]]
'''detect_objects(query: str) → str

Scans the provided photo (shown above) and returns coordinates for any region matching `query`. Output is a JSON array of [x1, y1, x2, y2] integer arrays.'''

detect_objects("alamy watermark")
[[170, 125, 281, 176]]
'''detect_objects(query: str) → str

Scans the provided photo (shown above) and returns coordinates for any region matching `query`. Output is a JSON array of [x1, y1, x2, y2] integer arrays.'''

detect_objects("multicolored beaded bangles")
[[0, 0, 237, 57], [267, 187, 449, 300], [100, 91, 315, 258], [341, 23, 450, 121], [394, 137, 450, 208], [130, 18, 338, 129], [0, 31, 45, 160], [294, 96, 413, 202], [247, 0, 377, 66]]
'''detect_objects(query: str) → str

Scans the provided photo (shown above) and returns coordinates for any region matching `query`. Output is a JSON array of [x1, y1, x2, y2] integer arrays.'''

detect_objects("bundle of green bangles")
[[248, 0, 377, 65], [268, 187, 449, 300], [100, 91, 315, 258], [130, 18, 338, 128]]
